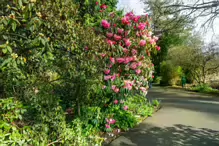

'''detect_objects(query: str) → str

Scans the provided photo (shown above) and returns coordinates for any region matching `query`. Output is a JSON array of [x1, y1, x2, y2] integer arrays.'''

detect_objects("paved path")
[[108, 86, 219, 146]]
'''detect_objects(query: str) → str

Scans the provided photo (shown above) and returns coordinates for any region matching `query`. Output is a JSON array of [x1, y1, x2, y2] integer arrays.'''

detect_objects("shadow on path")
[[114, 124, 219, 146], [108, 87, 219, 146], [147, 87, 219, 115]]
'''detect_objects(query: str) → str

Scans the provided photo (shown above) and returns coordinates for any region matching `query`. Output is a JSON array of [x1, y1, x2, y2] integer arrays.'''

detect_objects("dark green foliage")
[[0, 0, 160, 145], [190, 84, 219, 94], [160, 61, 183, 85]]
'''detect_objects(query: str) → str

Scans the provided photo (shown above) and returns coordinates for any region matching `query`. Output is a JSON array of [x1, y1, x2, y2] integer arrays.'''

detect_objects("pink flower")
[[123, 106, 128, 110], [124, 39, 131, 47], [84, 46, 89, 51], [116, 58, 125, 64], [112, 85, 119, 93], [117, 28, 124, 34], [110, 119, 116, 124], [110, 57, 115, 64], [114, 34, 122, 41], [106, 118, 116, 124], [124, 31, 130, 37], [101, 53, 106, 58], [111, 74, 116, 81], [133, 15, 141, 23], [101, 20, 110, 29], [148, 52, 151, 56], [139, 40, 146, 47], [136, 32, 140, 37], [140, 55, 145, 60], [102, 85, 106, 89], [100, 4, 108, 9], [114, 100, 119, 104], [130, 62, 138, 70], [123, 48, 129, 54], [137, 62, 142, 67], [122, 16, 130, 25], [104, 69, 110, 75], [124, 57, 133, 64], [138, 23, 146, 30], [135, 69, 141, 75], [125, 12, 135, 19], [105, 124, 111, 129], [106, 32, 113, 38], [156, 46, 161, 51], [107, 39, 116, 46], [148, 31, 152, 36], [153, 36, 159, 41], [114, 88, 119, 93], [124, 80, 133, 90], [104, 75, 111, 81], [150, 39, 155, 45], [112, 85, 116, 90], [140, 87, 147, 94], [132, 56, 137, 61], [108, 64, 113, 68], [131, 49, 137, 55], [152, 75, 154, 78], [95, 1, 99, 5]]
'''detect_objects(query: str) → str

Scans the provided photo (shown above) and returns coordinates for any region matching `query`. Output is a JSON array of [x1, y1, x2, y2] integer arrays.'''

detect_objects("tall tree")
[[168, 35, 219, 84], [142, 0, 193, 76], [164, 0, 219, 28]]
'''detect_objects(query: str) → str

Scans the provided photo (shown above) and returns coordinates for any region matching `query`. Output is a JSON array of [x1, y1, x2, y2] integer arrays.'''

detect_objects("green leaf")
[[7, 46, 12, 53], [2, 48, 7, 54], [18, 0, 23, 7], [18, 115, 22, 120], [12, 22, 17, 32], [0, 58, 12, 68]]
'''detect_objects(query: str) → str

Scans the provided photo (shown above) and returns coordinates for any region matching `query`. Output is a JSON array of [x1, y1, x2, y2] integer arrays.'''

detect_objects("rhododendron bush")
[[0, 0, 160, 145], [94, 9, 160, 131]]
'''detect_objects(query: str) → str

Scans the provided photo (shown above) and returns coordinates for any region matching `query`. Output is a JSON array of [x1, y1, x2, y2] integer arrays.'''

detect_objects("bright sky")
[[117, 0, 219, 43]]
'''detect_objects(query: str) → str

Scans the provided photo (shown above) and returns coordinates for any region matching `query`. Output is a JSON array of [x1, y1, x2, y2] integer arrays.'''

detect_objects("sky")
[[117, 0, 219, 43]]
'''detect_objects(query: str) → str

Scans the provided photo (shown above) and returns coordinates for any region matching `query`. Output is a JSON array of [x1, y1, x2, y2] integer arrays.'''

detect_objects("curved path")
[[108, 86, 219, 146]]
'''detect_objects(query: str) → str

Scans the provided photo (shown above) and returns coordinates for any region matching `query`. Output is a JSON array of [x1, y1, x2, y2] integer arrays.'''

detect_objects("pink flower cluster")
[[104, 74, 117, 81], [112, 85, 120, 93], [98, 11, 159, 130], [102, 20, 110, 29], [124, 80, 134, 90], [105, 118, 116, 129]]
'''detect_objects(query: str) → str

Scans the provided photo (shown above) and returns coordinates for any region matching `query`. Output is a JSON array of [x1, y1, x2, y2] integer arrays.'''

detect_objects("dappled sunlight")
[[109, 124, 219, 146]]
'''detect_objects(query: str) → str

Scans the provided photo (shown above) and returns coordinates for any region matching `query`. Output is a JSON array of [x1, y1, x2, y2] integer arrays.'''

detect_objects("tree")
[[168, 35, 219, 84], [163, 0, 219, 28], [141, 0, 193, 76]]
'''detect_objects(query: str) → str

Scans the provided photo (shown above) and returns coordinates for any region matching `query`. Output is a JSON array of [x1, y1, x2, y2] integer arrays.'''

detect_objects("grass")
[[165, 84, 219, 96]]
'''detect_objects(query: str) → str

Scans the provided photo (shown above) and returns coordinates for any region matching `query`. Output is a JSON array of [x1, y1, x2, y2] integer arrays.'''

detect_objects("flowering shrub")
[[95, 8, 160, 132], [0, 0, 160, 145]]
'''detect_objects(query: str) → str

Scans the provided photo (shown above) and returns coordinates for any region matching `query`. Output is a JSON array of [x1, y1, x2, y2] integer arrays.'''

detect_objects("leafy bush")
[[160, 61, 183, 85], [0, 1, 160, 145], [152, 99, 160, 107], [153, 76, 162, 84], [190, 84, 219, 94]]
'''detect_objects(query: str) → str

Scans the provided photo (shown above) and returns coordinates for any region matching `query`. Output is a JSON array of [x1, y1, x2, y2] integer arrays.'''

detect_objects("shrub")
[[153, 76, 162, 84], [0, 1, 160, 145], [160, 61, 183, 86], [190, 84, 219, 94]]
